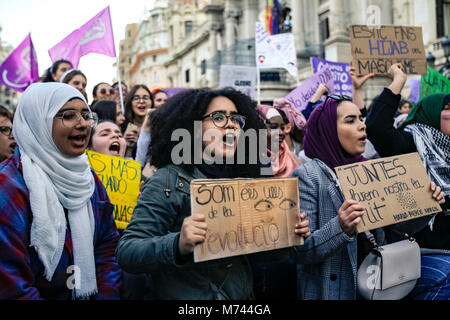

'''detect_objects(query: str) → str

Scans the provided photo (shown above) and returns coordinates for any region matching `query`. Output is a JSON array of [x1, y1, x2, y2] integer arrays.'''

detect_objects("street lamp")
[[426, 52, 436, 68], [440, 36, 450, 78]]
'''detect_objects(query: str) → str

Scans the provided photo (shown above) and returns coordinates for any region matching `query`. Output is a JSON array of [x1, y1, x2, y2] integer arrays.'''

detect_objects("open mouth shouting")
[[223, 132, 237, 149], [68, 134, 88, 148], [9, 142, 17, 154], [108, 141, 122, 156]]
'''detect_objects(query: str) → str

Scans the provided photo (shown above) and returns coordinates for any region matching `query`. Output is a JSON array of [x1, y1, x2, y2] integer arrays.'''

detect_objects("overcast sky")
[[0, 0, 155, 100]]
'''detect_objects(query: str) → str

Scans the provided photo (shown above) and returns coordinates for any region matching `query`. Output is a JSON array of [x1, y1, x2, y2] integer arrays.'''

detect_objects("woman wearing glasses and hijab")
[[291, 81, 445, 299], [0, 83, 121, 299], [116, 88, 310, 299]]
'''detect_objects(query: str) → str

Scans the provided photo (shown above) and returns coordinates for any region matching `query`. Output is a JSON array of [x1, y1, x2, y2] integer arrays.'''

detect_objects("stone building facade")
[[119, 0, 449, 104]]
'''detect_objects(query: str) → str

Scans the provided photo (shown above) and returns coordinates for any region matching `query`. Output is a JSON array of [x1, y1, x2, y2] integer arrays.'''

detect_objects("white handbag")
[[357, 231, 421, 300]]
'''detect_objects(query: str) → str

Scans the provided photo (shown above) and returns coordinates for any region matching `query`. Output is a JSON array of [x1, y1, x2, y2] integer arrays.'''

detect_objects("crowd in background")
[[0, 58, 448, 300]]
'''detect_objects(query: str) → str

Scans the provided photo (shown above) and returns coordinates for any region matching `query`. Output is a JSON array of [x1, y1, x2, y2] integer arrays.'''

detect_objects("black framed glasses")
[[0, 126, 13, 136], [201, 111, 246, 128], [54, 110, 98, 128], [132, 95, 151, 102]]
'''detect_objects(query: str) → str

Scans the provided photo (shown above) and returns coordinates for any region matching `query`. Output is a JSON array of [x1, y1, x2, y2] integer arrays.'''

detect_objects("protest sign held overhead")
[[0, 34, 38, 92], [420, 66, 450, 99], [48, 6, 116, 68], [350, 25, 427, 75], [219, 65, 257, 99], [284, 66, 335, 112], [311, 57, 352, 97], [408, 78, 421, 103], [191, 177, 303, 262], [335, 153, 441, 233], [86, 150, 141, 229], [255, 22, 298, 78]]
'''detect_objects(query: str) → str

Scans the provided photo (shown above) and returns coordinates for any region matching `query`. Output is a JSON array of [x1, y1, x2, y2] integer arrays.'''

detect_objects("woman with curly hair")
[[116, 88, 310, 299]]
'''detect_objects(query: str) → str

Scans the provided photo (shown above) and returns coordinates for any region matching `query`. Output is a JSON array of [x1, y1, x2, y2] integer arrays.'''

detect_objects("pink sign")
[[0, 34, 39, 92], [48, 6, 116, 68], [285, 67, 335, 112]]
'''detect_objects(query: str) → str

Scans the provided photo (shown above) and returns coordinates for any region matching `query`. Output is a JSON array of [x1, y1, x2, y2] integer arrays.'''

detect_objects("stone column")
[[324, 0, 352, 62], [291, 0, 306, 51]]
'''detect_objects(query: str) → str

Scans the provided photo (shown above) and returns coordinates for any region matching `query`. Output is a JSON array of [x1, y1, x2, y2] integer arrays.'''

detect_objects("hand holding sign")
[[349, 61, 375, 90], [338, 199, 365, 236], [179, 214, 208, 256], [295, 212, 311, 238]]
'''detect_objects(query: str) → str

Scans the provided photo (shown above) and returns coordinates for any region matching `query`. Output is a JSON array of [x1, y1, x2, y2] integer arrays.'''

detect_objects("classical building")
[[0, 26, 19, 112], [119, 1, 170, 89], [120, 0, 449, 103]]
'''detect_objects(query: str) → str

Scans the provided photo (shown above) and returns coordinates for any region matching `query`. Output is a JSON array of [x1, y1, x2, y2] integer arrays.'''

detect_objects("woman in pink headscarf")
[[258, 105, 301, 177]]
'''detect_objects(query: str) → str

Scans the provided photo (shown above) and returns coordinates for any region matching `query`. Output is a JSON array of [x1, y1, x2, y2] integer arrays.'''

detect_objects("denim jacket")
[[116, 164, 253, 300]]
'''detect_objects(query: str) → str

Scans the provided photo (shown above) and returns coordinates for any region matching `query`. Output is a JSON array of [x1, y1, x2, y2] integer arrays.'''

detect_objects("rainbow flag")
[[265, 0, 281, 35]]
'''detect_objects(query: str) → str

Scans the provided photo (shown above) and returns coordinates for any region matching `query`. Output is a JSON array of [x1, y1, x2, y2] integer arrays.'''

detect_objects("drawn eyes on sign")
[[254, 199, 274, 212], [279, 198, 297, 210]]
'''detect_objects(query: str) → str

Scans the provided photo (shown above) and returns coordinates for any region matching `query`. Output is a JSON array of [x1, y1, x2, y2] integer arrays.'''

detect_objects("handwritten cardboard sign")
[[191, 177, 303, 262], [86, 150, 141, 229], [350, 25, 427, 75], [285, 66, 335, 112], [335, 153, 441, 233], [420, 66, 450, 99]]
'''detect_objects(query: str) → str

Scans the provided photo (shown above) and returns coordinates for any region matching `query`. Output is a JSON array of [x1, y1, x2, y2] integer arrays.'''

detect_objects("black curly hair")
[[149, 88, 267, 178]]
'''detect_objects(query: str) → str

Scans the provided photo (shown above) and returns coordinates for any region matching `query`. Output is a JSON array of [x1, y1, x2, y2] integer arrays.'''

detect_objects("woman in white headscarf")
[[0, 82, 121, 300]]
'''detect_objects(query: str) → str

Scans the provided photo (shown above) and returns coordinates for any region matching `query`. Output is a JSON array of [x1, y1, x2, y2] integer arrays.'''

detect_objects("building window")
[[185, 21, 193, 37], [185, 69, 190, 83], [260, 71, 280, 82], [200, 60, 206, 75], [319, 13, 330, 42], [437, 0, 450, 38]]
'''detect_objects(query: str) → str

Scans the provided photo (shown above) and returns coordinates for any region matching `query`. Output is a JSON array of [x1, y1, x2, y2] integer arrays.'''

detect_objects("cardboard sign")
[[420, 66, 450, 99], [350, 25, 427, 75], [191, 177, 303, 262], [86, 150, 141, 229], [335, 153, 441, 233], [311, 57, 353, 97], [219, 65, 257, 99], [285, 66, 335, 112]]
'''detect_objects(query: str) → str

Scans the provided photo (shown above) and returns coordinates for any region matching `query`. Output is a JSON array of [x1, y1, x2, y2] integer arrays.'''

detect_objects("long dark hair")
[[124, 84, 153, 123], [91, 100, 117, 123], [42, 60, 73, 82], [149, 88, 266, 178]]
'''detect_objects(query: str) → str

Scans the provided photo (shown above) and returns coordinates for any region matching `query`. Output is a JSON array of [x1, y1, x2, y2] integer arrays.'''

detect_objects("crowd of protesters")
[[0, 58, 448, 301]]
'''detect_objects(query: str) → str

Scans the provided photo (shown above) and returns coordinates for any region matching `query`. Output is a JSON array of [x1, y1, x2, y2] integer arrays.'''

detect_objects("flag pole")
[[115, 56, 125, 114], [256, 65, 261, 105]]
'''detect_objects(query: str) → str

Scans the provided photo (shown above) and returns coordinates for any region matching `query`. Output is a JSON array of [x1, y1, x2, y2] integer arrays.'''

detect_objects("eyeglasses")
[[201, 111, 246, 128], [0, 126, 13, 136], [132, 95, 151, 102], [317, 94, 353, 119], [99, 88, 115, 95], [54, 110, 98, 128]]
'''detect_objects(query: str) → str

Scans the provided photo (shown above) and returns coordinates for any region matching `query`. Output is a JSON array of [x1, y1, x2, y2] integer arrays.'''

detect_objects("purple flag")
[[48, 6, 116, 68], [408, 78, 421, 103], [0, 34, 39, 92], [285, 66, 335, 112], [311, 57, 352, 97]]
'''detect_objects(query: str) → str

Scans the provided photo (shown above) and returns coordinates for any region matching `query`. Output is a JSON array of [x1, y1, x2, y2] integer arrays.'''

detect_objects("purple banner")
[[0, 34, 39, 92], [285, 66, 335, 112], [48, 6, 116, 68], [408, 78, 421, 103], [164, 88, 188, 98], [311, 57, 352, 97]]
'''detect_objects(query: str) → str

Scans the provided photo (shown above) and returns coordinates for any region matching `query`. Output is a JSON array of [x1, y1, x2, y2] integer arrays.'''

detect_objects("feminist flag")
[[0, 34, 39, 92], [48, 6, 116, 68]]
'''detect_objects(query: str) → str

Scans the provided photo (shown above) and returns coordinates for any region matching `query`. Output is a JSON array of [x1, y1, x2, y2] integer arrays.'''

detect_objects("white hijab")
[[13, 82, 97, 298]]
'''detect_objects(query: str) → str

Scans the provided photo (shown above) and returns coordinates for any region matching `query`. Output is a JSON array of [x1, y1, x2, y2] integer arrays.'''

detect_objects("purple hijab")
[[303, 98, 367, 170]]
